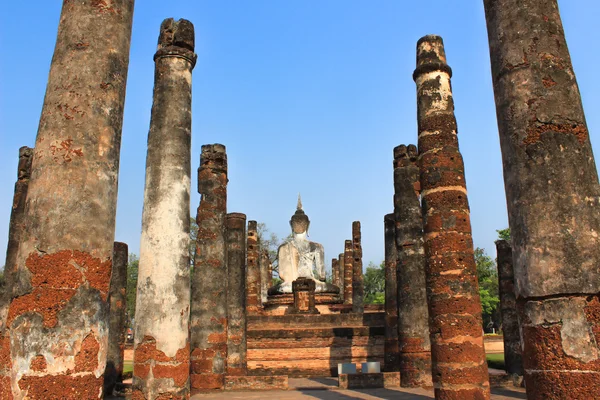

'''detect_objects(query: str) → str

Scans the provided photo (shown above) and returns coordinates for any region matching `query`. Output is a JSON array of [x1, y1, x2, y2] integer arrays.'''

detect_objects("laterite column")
[[226, 213, 247, 376], [104, 242, 128, 395], [352, 222, 364, 313], [0, 147, 32, 397], [495, 240, 523, 378], [134, 18, 196, 399], [190, 144, 228, 390], [260, 249, 270, 305], [414, 35, 490, 399], [383, 214, 399, 372], [246, 221, 261, 313], [484, 2, 600, 397], [343, 240, 353, 305], [3, 1, 133, 397], [332, 258, 340, 293], [393, 144, 431, 388], [338, 253, 345, 299]]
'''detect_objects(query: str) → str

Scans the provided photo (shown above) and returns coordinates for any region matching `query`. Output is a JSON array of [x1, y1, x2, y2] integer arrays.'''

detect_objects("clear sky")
[[1, 1, 599, 271]]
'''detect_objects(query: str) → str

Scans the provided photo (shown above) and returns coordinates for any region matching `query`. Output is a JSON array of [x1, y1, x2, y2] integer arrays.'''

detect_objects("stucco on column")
[[104, 242, 128, 395], [383, 214, 399, 372], [393, 144, 431, 388], [484, 1, 600, 396], [352, 222, 364, 313], [2, 1, 134, 398], [190, 144, 228, 390], [133, 18, 195, 399], [226, 213, 247, 376], [415, 35, 490, 399]]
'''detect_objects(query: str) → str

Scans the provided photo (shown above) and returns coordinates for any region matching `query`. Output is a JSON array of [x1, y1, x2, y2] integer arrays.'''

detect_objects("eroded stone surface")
[[352, 222, 364, 313], [383, 214, 399, 373]]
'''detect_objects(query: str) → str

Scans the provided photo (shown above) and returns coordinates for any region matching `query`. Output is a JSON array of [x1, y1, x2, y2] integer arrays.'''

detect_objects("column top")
[[393, 144, 417, 167], [413, 34, 452, 81], [154, 18, 197, 68]]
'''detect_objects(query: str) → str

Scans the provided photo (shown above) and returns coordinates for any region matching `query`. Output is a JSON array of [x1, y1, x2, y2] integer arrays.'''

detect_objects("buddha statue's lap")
[[268, 197, 340, 295]]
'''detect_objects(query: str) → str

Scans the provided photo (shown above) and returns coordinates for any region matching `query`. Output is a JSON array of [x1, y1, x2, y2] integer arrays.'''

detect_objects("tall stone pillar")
[[495, 240, 523, 378], [260, 249, 270, 305], [2, 1, 133, 397], [484, 2, 600, 397], [343, 240, 353, 305], [414, 35, 490, 399], [332, 258, 340, 293], [352, 221, 364, 313], [190, 144, 228, 390], [383, 214, 399, 372], [246, 221, 261, 313], [1, 147, 33, 315], [393, 144, 432, 388], [104, 242, 129, 395], [338, 253, 345, 299], [0, 147, 32, 397], [226, 213, 247, 377], [134, 18, 196, 399]]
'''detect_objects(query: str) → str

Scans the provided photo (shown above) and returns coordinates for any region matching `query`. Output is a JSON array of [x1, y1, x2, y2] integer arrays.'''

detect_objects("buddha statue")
[[269, 196, 340, 295]]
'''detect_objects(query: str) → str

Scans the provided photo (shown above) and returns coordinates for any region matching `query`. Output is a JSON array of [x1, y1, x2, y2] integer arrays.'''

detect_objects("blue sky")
[[1, 1, 599, 270]]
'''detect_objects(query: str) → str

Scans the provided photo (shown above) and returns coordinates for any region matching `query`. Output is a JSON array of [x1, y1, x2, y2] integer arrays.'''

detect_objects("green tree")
[[364, 261, 385, 305], [496, 228, 510, 241], [126, 253, 139, 325], [474, 247, 500, 330]]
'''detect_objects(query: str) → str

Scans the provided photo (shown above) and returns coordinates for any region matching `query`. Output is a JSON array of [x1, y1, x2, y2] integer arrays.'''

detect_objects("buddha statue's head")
[[290, 194, 310, 234]]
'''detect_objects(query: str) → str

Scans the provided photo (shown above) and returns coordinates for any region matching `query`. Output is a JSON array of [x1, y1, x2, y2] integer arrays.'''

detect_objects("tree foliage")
[[474, 247, 500, 329], [364, 261, 385, 305], [496, 228, 510, 241]]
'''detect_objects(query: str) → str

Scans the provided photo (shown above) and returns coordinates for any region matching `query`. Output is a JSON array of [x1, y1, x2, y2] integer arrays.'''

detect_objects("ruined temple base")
[[247, 313, 384, 377]]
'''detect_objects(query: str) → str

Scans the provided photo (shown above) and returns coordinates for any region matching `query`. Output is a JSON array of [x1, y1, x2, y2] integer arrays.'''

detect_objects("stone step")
[[247, 326, 384, 339], [248, 357, 385, 378], [248, 346, 384, 361], [247, 335, 384, 349], [247, 312, 385, 330]]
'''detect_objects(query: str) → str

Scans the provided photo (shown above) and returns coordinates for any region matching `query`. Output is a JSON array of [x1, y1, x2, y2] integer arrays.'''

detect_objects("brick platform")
[[224, 375, 288, 391]]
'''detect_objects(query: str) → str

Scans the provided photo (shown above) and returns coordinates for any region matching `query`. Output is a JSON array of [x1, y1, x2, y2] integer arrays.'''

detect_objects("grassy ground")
[[486, 353, 505, 370], [123, 360, 133, 375]]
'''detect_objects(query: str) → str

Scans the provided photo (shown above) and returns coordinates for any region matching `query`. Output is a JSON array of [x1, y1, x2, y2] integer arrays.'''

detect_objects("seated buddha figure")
[[269, 197, 340, 295]]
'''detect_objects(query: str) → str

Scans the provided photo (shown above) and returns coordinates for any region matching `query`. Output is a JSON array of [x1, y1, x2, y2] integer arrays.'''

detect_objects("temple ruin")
[[1, 1, 599, 399]]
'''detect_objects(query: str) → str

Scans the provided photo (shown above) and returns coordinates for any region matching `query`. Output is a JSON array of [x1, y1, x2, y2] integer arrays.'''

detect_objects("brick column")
[[104, 242, 128, 395], [414, 35, 490, 399], [484, 2, 600, 397], [2, 1, 133, 397], [134, 18, 196, 399], [246, 221, 261, 313], [226, 213, 247, 376], [293, 278, 319, 314], [384, 214, 399, 372], [338, 253, 345, 299], [343, 240, 353, 305], [332, 258, 340, 293], [393, 144, 432, 388], [0, 147, 32, 397], [495, 240, 523, 378], [352, 221, 364, 313], [260, 249, 270, 305], [190, 144, 228, 390]]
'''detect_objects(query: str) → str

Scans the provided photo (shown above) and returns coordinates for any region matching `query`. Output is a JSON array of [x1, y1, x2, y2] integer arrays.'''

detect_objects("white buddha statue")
[[269, 196, 339, 294]]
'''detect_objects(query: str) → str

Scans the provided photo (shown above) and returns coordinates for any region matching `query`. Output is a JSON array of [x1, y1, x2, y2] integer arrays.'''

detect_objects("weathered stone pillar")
[[338, 253, 345, 299], [393, 144, 432, 388], [104, 242, 128, 395], [260, 249, 270, 306], [134, 18, 195, 399], [383, 214, 399, 372], [414, 35, 490, 399], [2, 1, 133, 397], [246, 221, 261, 313], [0, 147, 32, 397], [352, 221, 364, 313], [484, 2, 600, 397], [495, 240, 523, 378], [292, 278, 319, 314], [332, 258, 341, 293], [226, 213, 247, 377], [190, 144, 228, 390], [343, 240, 353, 305]]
